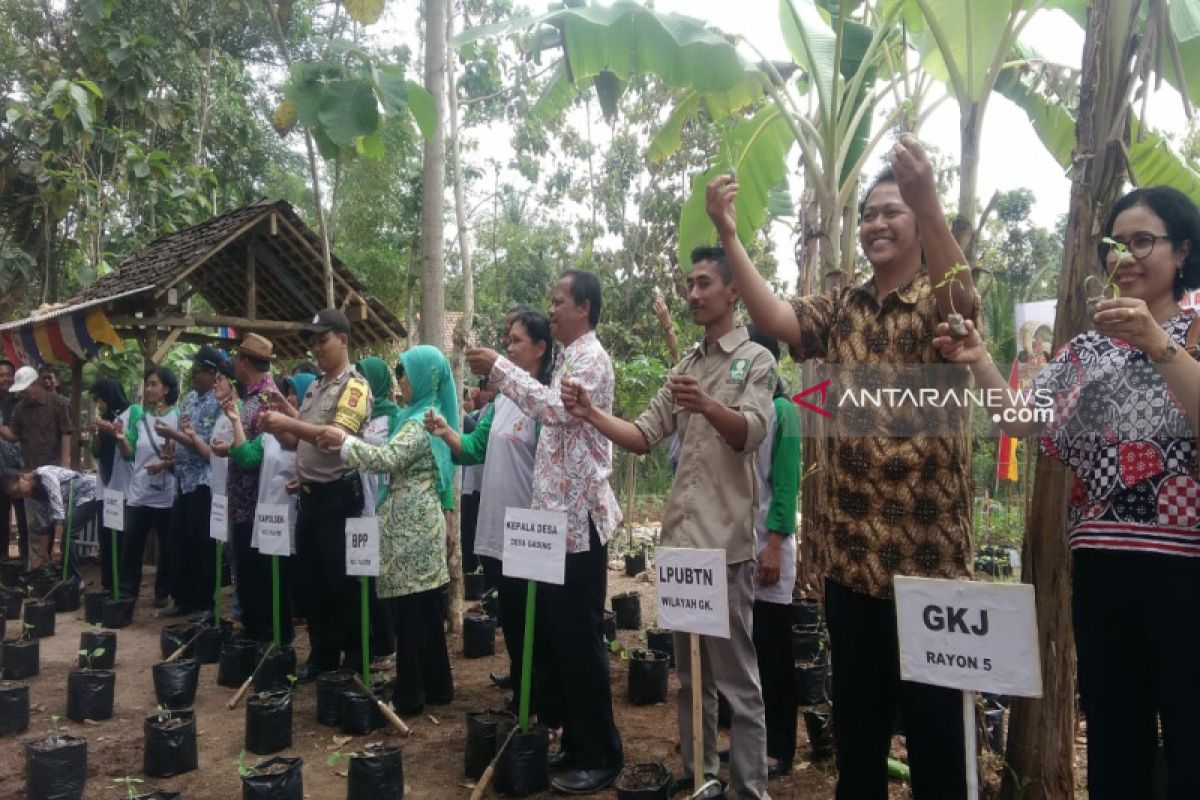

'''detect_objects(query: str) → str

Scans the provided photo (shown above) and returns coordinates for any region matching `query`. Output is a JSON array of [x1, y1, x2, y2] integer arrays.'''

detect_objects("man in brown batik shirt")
[[705, 134, 978, 799]]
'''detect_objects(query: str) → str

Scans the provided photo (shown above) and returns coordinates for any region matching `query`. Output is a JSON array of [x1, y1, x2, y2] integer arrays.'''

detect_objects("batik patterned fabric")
[[1032, 308, 1200, 556], [490, 330, 621, 553], [790, 272, 975, 598]]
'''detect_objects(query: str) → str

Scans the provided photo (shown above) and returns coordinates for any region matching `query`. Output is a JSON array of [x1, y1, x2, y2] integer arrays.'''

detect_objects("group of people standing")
[[2, 129, 1199, 799]]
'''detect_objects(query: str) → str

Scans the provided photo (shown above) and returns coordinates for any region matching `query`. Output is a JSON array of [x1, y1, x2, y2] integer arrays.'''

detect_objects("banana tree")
[[453, 0, 916, 283]]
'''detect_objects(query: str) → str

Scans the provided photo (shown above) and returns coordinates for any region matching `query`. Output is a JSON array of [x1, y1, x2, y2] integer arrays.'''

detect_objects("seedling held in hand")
[[1087, 237, 1127, 316], [935, 263, 972, 338]]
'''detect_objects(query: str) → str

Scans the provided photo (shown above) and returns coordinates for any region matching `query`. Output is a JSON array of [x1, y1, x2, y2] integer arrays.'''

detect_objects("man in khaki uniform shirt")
[[563, 248, 775, 800], [261, 308, 372, 677]]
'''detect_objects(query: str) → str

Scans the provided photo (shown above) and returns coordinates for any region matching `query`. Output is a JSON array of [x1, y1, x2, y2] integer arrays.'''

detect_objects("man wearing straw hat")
[[260, 309, 372, 680]]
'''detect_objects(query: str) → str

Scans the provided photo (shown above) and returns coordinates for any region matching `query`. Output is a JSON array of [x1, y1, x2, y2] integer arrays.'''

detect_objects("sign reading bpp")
[[894, 576, 1042, 697], [345, 517, 380, 577]]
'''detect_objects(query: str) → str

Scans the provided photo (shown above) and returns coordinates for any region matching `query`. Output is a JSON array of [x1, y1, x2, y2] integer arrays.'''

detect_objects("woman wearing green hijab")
[[355, 356, 400, 667], [317, 345, 459, 713]]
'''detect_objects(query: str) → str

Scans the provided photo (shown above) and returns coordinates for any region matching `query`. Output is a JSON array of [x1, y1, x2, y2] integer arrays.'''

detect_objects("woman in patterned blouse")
[[934, 186, 1200, 799], [315, 345, 459, 714]]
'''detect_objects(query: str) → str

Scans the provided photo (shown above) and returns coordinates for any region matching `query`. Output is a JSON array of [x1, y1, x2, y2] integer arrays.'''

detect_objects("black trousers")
[[753, 599, 799, 766], [482, 554, 541, 710], [390, 586, 454, 712], [295, 477, 364, 671], [824, 578, 966, 800], [120, 505, 173, 601], [231, 519, 293, 644], [1073, 549, 1200, 800], [171, 487, 215, 613], [460, 492, 481, 574], [369, 579, 394, 659], [1, 494, 28, 562], [535, 522, 623, 769]]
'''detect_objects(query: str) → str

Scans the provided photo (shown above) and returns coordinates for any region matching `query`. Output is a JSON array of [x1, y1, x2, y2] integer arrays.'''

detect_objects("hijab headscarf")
[[287, 373, 316, 409], [90, 378, 131, 484], [394, 346, 459, 499], [357, 357, 402, 437]]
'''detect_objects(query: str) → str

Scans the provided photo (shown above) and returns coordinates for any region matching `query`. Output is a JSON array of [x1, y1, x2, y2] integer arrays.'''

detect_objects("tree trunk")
[[445, 5, 471, 635], [419, 0, 448, 348], [1000, 3, 1136, 797], [957, 105, 982, 258]]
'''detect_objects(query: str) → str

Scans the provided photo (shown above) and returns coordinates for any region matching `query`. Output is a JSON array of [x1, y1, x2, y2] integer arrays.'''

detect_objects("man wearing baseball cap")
[[261, 308, 373, 678], [1, 364, 73, 568], [155, 345, 226, 616]]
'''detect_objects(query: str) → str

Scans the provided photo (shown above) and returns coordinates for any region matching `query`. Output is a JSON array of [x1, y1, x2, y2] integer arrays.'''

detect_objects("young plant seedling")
[[21, 622, 34, 641], [236, 748, 255, 777], [1086, 237, 1128, 316], [935, 262, 972, 338], [608, 639, 630, 661], [155, 704, 172, 724], [113, 776, 144, 799], [78, 647, 106, 670], [47, 714, 64, 736], [286, 673, 298, 692]]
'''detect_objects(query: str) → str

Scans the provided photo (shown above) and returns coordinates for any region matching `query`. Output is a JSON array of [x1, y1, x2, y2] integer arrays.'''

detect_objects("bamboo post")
[[690, 633, 703, 790]]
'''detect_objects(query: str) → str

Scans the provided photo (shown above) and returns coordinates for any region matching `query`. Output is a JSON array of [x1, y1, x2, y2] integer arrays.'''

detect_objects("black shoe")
[[672, 775, 725, 799], [294, 663, 322, 684], [551, 765, 621, 795], [767, 760, 792, 779], [548, 750, 574, 771], [490, 671, 512, 689]]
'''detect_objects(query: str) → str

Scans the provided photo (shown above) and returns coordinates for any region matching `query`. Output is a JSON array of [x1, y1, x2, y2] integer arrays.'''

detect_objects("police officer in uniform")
[[261, 309, 372, 679]]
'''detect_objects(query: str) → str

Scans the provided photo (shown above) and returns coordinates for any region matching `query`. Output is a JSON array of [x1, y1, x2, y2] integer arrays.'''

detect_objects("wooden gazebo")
[[0, 198, 407, 464]]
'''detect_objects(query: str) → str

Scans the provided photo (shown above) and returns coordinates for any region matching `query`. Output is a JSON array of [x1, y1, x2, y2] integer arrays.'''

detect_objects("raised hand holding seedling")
[[935, 262, 972, 338], [705, 175, 738, 238], [890, 134, 940, 216]]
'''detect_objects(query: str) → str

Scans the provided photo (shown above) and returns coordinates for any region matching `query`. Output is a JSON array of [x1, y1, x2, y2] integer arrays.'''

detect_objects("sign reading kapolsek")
[[655, 548, 729, 639], [502, 507, 567, 585], [894, 576, 1042, 697], [255, 503, 292, 557]]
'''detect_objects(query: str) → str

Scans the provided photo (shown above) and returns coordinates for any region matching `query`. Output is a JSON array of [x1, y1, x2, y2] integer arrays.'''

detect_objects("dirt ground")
[[1, 559, 1016, 799]]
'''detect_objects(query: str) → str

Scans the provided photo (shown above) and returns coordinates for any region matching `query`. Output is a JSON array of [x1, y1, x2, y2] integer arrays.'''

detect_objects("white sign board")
[[255, 503, 291, 557], [103, 489, 124, 531], [501, 507, 567, 585], [655, 548, 729, 639], [209, 494, 229, 542], [894, 576, 1042, 698], [345, 517, 380, 577]]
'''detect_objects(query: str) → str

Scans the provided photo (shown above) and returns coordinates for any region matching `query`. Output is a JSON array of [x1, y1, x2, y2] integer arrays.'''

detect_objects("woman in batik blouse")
[[934, 186, 1200, 799], [315, 345, 459, 714]]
